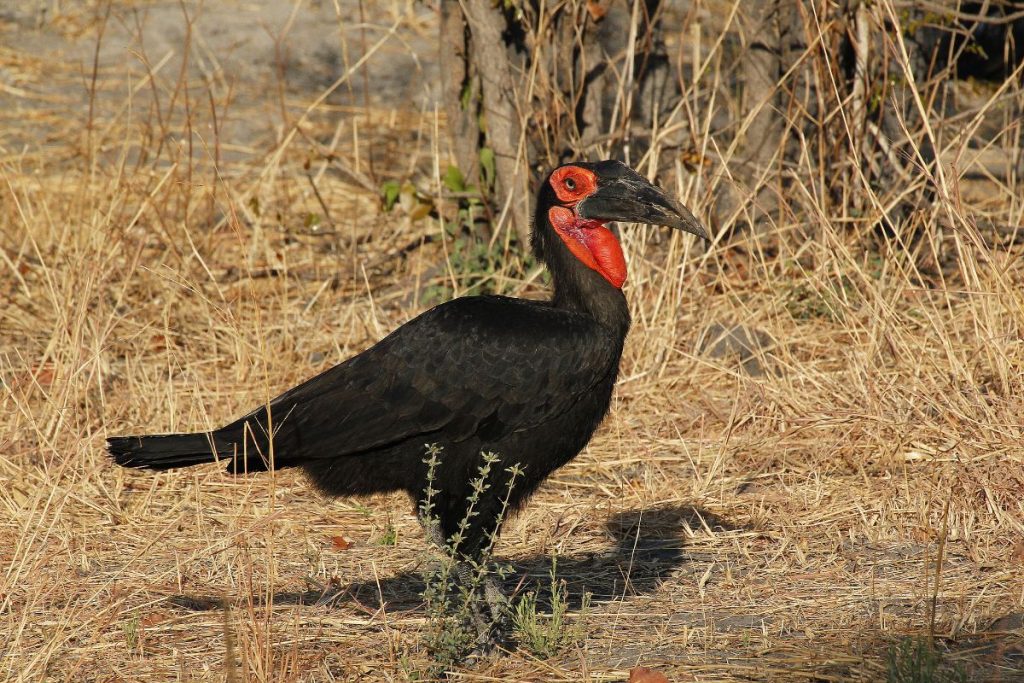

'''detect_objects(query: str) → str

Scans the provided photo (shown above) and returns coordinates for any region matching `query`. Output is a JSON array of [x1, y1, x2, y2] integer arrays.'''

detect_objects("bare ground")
[[2, 2, 1022, 681]]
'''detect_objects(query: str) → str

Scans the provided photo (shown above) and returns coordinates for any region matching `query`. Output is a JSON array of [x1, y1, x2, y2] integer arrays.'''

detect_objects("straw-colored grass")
[[2, 1, 1022, 681]]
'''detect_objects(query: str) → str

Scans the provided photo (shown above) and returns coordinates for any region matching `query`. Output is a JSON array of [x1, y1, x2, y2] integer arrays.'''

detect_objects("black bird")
[[108, 160, 706, 628]]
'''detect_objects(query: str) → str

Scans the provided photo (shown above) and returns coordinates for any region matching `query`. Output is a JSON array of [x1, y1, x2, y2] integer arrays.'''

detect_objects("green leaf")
[[380, 180, 401, 212], [443, 165, 465, 193], [479, 147, 496, 191], [304, 212, 321, 228]]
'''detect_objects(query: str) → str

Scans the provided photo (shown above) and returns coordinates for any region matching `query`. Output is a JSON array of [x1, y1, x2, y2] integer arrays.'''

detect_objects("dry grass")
[[2, 1, 1023, 681]]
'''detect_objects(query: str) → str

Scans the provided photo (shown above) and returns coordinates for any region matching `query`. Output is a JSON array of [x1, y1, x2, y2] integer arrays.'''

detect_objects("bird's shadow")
[[168, 503, 739, 614]]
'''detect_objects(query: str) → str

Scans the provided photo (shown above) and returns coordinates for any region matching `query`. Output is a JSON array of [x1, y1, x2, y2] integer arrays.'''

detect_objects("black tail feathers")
[[107, 432, 228, 471], [107, 428, 288, 473]]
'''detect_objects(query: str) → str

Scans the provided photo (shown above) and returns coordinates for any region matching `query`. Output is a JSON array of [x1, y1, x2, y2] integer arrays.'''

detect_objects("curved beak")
[[576, 175, 708, 241]]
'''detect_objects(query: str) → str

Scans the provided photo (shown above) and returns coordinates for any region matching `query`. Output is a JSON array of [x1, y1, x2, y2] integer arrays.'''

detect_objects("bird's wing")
[[223, 296, 618, 460]]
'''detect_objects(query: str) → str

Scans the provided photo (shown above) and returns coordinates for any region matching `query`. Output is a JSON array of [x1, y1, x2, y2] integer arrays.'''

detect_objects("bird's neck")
[[534, 214, 632, 337], [552, 268, 631, 337]]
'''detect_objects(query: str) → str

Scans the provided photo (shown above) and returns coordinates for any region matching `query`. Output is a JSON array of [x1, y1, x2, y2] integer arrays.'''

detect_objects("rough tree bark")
[[439, 0, 675, 250], [439, 2, 479, 188], [461, 1, 531, 247], [733, 0, 806, 230]]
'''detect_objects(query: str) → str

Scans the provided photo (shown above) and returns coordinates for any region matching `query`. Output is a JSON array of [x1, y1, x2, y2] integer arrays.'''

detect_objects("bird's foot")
[[465, 621, 508, 662], [482, 574, 509, 626], [466, 589, 512, 659]]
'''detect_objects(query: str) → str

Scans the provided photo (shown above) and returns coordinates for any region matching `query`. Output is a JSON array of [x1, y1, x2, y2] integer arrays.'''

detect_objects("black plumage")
[[108, 159, 706, 593]]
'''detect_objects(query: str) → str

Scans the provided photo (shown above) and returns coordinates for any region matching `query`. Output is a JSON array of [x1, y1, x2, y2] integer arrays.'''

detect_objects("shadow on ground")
[[164, 504, 1023, 678], [168, 502, 738, 613]]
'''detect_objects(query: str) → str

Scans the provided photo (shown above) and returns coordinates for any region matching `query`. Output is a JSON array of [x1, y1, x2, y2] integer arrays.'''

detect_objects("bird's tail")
[[107, 432, 231, 471]]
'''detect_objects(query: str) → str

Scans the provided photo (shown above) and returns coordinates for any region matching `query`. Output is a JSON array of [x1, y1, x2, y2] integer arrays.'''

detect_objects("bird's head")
[[535, 160, 707, 289]]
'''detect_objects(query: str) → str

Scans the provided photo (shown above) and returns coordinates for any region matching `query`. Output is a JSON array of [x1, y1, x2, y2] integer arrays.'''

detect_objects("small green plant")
[[377, 521, 398, 546], [381, 161, 531, 305], [303, 212, 321, 229], [121, 611, 140, 652], [351, 502, 374, 516], [424, 203, 518, 304], [784, 276, 859, 323], [479, 147, 496, 191], [512, 554, 590, 658], [380, 179, 401, 211], [886, 637, 968, 683], [414, 445, 522, 675]]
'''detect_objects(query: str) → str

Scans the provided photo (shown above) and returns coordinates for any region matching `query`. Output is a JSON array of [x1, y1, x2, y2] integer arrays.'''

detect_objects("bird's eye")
[[565, 177, 576, 191]]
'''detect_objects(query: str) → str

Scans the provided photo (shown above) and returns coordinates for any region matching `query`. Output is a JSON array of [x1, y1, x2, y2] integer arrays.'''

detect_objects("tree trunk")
[[734, 0, 797, 230], [439, 2, 479, 187], [439, 0, 676, 251], [462, 0, 531, 247]]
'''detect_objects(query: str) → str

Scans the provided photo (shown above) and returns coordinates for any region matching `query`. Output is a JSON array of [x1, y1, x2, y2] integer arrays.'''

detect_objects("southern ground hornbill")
[[108, 159, 706, 632]]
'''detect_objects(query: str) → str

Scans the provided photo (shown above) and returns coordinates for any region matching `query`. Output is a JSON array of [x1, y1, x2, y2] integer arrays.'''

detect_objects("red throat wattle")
[[548, 206, 627, 288]]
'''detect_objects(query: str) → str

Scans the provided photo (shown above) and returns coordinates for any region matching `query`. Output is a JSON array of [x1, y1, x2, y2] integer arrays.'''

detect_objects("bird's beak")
[[576, 175, 708, 241]]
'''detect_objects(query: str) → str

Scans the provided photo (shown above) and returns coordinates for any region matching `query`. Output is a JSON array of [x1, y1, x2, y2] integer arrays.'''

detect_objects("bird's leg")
[[419, 517, 487, 640], [421, 515, 449, 555], [454, 553, 511, 648], [419, 515, 503, 646], [482, 572, 507, 624], [452, 559, 493, 646]]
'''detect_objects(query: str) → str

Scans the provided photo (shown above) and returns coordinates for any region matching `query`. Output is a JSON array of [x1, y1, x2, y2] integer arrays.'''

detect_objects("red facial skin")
[[547, 166, 627, 289]]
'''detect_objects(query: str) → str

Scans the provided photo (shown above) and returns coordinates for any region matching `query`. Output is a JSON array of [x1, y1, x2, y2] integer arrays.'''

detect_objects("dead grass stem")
[[1, 0, 1022, 680]]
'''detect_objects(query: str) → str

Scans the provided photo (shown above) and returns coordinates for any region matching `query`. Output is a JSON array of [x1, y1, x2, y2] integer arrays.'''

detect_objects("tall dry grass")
[[1, 1, 1022, 680]]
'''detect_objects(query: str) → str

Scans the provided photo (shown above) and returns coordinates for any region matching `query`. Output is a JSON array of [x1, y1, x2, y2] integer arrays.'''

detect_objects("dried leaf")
[[409, 200, 434, 222], [679, 148, 711, 171], [331, 535, 352, 550], [1011, 541, 1024, 563], [141, 613, 166, 628], [629, 667, 670, 683], [31, 364, 55, 387]]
